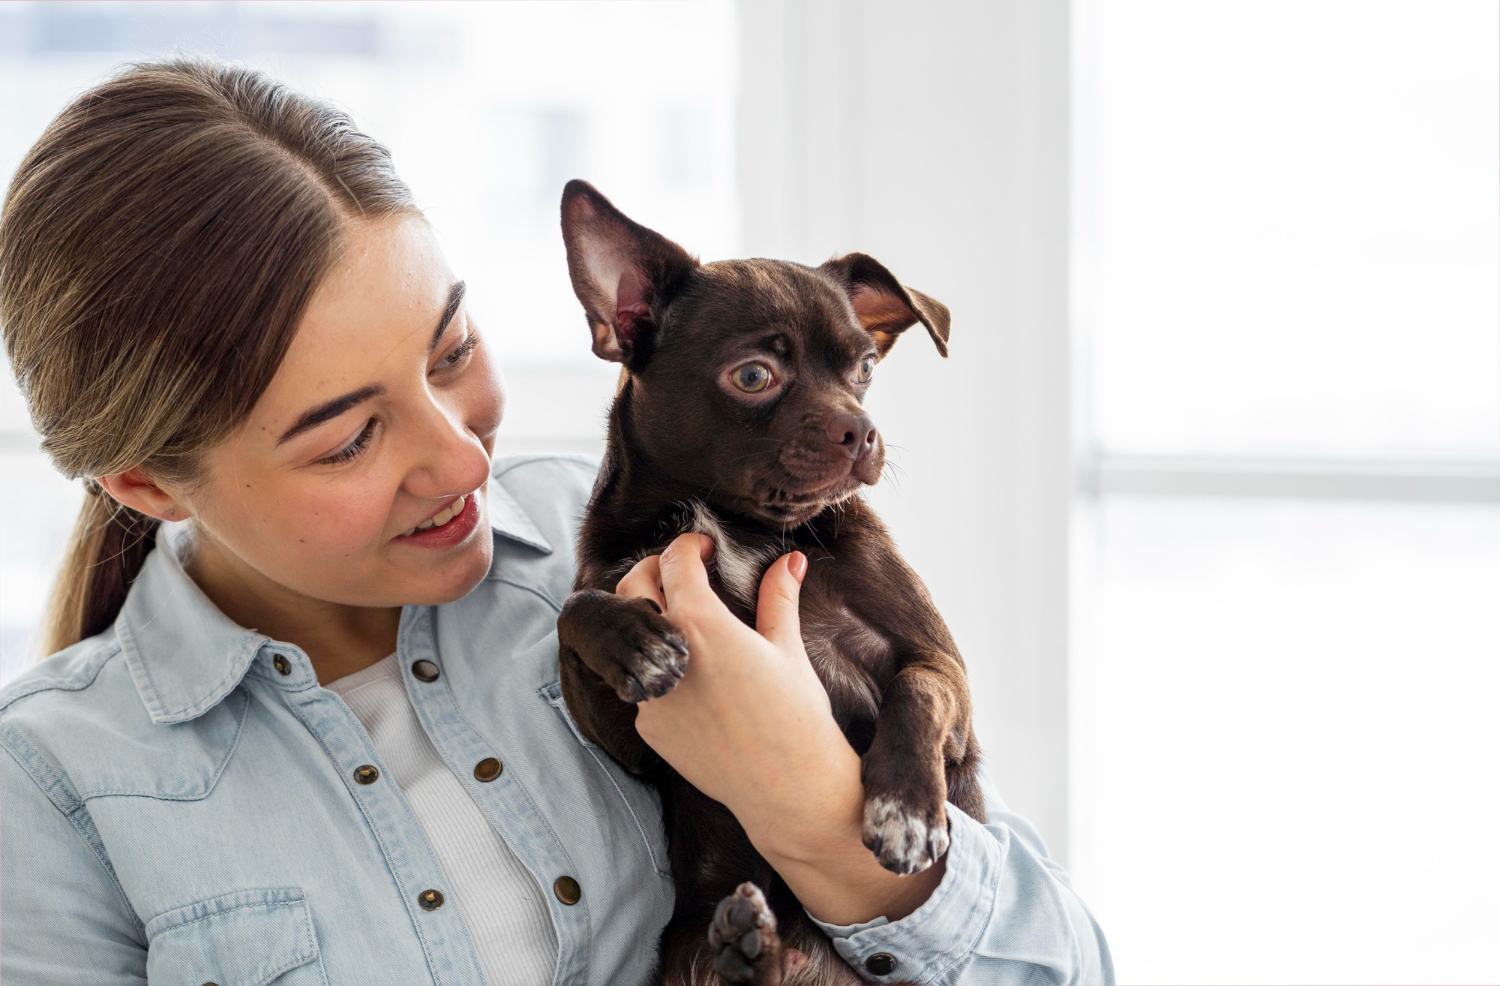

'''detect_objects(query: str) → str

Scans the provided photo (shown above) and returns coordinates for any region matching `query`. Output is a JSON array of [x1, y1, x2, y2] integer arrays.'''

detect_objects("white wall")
[[738, 0, 1074, 860]]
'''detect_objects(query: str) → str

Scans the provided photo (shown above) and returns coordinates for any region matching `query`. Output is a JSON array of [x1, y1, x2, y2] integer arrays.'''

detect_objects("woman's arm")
[[2, 747, 149, 983], [624, 534, 1113, 984]]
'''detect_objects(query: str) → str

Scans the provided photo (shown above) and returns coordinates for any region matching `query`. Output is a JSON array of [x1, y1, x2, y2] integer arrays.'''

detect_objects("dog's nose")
[[824, 412, 878, 458]]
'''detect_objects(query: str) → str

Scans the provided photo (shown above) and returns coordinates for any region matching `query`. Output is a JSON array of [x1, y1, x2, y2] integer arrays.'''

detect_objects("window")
[[0, 1, 738, 682], [1072, 2, 1500, 981]]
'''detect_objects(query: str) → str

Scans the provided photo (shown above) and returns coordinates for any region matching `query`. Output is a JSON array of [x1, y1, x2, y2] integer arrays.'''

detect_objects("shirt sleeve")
[[808, 764, 1114, 985], [2, 746, 149, 984]]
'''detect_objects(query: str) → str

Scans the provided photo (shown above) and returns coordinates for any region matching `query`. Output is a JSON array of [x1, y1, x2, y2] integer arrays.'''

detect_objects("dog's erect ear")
[[561, 180, 698, 363], [819, 253, 951, 359]]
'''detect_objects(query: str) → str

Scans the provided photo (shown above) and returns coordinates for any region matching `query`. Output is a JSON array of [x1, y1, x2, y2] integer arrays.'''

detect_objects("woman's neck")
[[181, 526, 402, 684]]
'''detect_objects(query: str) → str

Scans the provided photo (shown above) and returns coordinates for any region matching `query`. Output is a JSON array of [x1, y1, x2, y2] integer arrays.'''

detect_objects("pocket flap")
[[145, 888, 321, 986]]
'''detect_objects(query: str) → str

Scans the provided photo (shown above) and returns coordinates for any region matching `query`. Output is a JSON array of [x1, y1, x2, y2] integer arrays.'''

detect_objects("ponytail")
[[42, 488, 160, 654]]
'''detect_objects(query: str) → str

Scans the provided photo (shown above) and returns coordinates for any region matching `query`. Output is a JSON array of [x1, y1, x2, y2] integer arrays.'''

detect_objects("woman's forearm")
[[733, 740, 944, 927]]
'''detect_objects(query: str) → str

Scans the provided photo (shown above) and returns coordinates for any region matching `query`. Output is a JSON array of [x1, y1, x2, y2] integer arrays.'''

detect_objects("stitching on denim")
[[0, 640, 122, 713], [494, 576, 564, 612], [3, 745, 147, 941], [539, 683, 671, 879], [82, 688, 249, 802], [280, 694, 454, 985]]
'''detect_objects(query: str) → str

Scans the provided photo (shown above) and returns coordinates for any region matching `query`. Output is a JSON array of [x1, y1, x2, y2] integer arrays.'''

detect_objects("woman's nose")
[[405, 397, 493, 499]]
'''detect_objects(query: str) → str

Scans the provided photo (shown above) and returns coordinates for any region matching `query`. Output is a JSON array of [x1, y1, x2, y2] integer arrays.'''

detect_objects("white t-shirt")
[[327, 655, 558, 986]]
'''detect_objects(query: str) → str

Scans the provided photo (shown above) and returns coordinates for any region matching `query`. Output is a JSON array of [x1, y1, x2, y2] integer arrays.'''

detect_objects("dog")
[[555, 180, 984, 986]]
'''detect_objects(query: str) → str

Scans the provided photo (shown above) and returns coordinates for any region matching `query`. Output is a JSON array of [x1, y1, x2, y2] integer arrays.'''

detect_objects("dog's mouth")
[[748, 474, 864, 526]]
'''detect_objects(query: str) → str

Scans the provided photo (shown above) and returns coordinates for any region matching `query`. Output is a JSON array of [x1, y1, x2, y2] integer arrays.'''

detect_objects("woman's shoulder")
[[0, 630, 146, 794]]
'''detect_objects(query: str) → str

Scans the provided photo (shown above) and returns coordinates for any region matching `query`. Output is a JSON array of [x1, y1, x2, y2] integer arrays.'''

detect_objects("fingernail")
[[788, 551, 808, 583]]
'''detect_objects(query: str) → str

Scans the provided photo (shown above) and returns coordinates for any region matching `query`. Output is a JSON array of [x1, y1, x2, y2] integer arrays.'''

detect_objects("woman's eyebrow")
[[275, 282, 466, 447], [277, 384, 385, 446], [429, 280, 467, 354]]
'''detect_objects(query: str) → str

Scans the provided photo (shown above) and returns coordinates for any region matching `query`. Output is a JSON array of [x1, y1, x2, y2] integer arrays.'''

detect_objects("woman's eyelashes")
[[318, 418, 378, 466], [435, 330, 478, 371]]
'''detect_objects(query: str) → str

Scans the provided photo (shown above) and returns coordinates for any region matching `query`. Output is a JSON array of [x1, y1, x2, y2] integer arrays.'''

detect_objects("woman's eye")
[[731, 363, 774, 393], [318, 419, 377, 466], [856, 356, 875, 384], [437, 332, 478, 370]]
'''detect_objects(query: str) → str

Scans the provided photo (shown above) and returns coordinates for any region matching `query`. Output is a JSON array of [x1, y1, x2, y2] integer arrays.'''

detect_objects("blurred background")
[[0, 2, 1495, 982]]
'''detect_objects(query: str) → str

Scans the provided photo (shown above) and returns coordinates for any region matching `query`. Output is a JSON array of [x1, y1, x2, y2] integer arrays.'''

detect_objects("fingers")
[[615, 553, 666, 612], [659, 533, 718, 613], [755, 551, 807, 651]]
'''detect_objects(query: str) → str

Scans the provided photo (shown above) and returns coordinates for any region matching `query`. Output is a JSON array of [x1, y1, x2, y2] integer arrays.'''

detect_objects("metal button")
[[353, 765, 379, 785], [865, 953, 897, 976], [418, 889, 444, 911], [553, 875, 581, 905], [273, 655, 290, 676], [411, 660, 440, 682], [473, 757, 503, 782]]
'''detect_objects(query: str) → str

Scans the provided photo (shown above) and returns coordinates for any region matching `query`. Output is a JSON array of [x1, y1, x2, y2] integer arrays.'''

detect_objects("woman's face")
[[181, 215, 503, 609]]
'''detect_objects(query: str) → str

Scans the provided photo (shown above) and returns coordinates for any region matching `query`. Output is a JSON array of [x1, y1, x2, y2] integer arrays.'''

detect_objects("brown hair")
[[0, 58, 416, 656]]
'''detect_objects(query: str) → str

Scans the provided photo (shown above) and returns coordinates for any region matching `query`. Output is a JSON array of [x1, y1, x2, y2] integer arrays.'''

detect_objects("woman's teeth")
[[402, 495, 465, 537]]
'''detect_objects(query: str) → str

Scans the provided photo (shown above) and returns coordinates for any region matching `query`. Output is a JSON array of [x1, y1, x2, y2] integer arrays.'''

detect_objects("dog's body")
[[554, 181, 982, 986]]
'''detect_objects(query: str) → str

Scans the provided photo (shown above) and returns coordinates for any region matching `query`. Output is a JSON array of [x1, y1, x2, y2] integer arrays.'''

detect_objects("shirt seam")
[[3, 744, 148, 942], [494, 576, 565, 612], [0, 639, 122, 713]]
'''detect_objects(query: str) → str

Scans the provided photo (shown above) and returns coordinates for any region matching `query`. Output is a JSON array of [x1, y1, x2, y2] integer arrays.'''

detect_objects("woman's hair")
[[0, 58, 416, 656]]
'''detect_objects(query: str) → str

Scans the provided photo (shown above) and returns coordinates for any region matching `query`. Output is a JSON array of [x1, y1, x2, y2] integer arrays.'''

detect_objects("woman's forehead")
[[259, 217, 455, 413]]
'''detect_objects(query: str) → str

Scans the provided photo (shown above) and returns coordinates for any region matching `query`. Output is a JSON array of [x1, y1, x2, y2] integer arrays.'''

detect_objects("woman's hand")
[[615, 533, 944, 925]]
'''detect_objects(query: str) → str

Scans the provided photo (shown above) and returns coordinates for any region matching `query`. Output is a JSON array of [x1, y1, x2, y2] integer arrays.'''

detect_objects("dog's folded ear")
[[561, 180, 699, 364], [819, 254, 951, 359]]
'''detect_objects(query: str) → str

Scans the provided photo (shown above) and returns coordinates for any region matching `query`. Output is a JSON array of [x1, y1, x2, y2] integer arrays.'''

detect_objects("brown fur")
[[555, 181, 982, 986]]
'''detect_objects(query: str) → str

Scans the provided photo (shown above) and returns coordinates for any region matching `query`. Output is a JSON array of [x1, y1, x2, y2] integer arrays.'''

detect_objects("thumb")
[[756, 551, 807, 651]]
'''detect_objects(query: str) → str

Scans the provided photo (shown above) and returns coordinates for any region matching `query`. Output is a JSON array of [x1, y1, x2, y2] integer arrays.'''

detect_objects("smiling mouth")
[[399, 494, 467, 538]]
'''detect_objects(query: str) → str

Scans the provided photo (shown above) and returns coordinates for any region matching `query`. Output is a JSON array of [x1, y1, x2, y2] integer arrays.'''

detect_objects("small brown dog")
[[556, 180, 983, 986]]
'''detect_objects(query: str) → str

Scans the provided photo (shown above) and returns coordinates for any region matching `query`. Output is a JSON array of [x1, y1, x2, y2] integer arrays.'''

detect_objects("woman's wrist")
[[734, 735, 946, 926]]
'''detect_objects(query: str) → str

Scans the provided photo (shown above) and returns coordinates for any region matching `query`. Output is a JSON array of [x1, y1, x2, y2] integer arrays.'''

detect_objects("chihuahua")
[[556, 180, 983, 986]]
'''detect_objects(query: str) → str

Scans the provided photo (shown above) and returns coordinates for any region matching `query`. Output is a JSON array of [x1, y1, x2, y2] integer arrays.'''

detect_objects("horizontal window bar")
[[1082, 454, 1500, 503]]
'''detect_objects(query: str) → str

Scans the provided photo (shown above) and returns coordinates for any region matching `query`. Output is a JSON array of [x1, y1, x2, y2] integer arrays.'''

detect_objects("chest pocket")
[[540, 680, 671, 878], [145, 888, 326, 986]]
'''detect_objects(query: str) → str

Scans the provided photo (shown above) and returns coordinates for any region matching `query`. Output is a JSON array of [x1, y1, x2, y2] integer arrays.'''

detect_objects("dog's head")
[[561, 180, 949, 528]]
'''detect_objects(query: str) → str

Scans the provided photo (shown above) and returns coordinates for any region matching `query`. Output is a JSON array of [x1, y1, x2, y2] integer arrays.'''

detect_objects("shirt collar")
[[119, 476, 553, 724]]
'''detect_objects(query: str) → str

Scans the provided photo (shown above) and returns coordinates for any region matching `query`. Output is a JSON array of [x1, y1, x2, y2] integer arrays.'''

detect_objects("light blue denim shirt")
[[1, 453, 1111, 985]]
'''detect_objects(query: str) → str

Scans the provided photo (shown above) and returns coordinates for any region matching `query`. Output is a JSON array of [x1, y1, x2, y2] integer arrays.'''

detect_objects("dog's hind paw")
[[709, 882, 782, 986], [862, 793, 950, 875]]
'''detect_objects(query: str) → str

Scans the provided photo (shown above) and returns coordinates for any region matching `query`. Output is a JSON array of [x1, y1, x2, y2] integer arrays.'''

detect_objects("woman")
[[0, 60, 1110, 985]]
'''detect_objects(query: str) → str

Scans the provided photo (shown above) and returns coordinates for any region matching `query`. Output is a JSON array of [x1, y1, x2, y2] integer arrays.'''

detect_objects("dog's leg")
[[859, 648, 975, 875], [708, 883, 785, 986], [559, 588, 690, 702], [557, 641, 660, 774]]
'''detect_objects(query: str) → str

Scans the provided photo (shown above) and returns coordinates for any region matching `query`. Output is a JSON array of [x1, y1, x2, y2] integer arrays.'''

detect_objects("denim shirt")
[[1, 454, 1111, 986]]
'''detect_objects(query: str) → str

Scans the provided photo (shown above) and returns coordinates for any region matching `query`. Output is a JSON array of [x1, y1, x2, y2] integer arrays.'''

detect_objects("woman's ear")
[[95, 467, 189, 522]]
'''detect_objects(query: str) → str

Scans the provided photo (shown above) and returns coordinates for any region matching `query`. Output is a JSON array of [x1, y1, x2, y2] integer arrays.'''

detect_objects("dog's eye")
[[856, 356, 875, 384], [731, 363, 773, 393]]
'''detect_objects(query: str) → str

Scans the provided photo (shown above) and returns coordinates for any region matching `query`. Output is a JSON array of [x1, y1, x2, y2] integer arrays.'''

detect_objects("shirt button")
[[865, 953, 897, 976], [553, 876, 581, 905], [418, 889, 444, 911], [473, 757, 503, 782], [411, 660, 440, 682], [353, 765, 379, 785], [273, 655, 290, 676]]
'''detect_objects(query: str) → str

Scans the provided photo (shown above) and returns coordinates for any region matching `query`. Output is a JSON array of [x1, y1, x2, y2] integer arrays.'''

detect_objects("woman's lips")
[[395, 491, 481, 548]]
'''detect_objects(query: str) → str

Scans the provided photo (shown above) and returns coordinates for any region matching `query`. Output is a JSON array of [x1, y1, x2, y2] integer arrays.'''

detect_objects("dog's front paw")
[[709, 882, 782, 985], [588, 597, 689, 703], [862, 792, 949, 875]]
